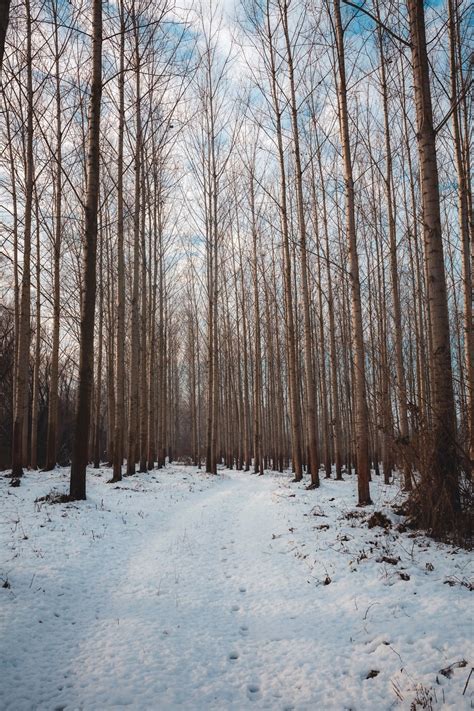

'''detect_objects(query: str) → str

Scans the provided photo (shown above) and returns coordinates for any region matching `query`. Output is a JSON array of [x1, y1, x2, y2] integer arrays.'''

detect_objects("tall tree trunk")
[[30, 201, 41, 470], [139, 162, 148, 473], [447, 0, 473, 473], [45, 1, 62, 472], [5, 100, 19, 450], [281, 0, 319, 487], [317, 144, 343, 479], [250, 170, 264, 476], [105, 226, 115, 466], [93, 237, 104, 468], [0, 0, 10, 69], [407, 0, 460, 527], [333, 0, 371, 504], [265, 1, 302, 479], [69, 0, 102, 499], [111, 0, 125, 483], [375, 0, 411, 489], [147, 175, 159, 470], [157, 246, 165, 468], [237, 220, 251, 471], [11, 0, 33, 480], [126, 13, 142, 476]]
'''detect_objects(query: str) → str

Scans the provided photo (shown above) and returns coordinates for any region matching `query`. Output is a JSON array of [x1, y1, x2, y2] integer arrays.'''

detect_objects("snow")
[[0, 465, 472, 710]]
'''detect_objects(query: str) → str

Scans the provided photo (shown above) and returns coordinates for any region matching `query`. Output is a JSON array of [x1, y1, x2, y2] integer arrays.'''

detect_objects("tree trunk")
[[111, 0, 125, 483], [407, 0, 460, 527], [266, 1, 302, 480], [250, 170, 264, 476], [30, 201, 41, 470], [375, 0, 411, 489], [281, 0, 319, 487], [333, 0, 371, 504], [44, 6, 62, 471], [126, 13, 142, 476], [69, 0, 102, 500], [447, 0, 473, 474], [11, 0, 33, 480], [139, 161, 148, 473], [0, 0, 10, 69], [93, 238, 104, 469]]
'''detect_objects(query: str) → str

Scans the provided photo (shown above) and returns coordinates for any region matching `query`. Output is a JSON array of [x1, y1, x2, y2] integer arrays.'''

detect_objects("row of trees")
[[0, 0, 471, 537]]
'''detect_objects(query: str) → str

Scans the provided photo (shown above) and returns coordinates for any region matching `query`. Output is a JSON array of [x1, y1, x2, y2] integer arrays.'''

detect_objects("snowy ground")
[[0, 465, 472, 711]]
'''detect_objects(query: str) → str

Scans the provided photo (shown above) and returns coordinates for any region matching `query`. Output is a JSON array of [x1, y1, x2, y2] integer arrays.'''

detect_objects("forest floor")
[[0, 465, 472, 711]]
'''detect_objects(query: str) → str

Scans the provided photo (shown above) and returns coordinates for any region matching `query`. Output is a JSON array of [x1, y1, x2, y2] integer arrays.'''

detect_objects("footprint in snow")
[[239, 586, 246, 593], [228, 651, 239, 661], [239, 624, 249, 635], [231, 604, 240, 612], [247, 684, 261, 700]]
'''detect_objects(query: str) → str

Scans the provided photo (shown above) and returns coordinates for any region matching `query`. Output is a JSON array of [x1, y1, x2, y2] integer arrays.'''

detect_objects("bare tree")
[[69, 0, 103, 500], [332, 0, 371, 504], [11, 0, 33, 481], [406, 0, 461, 530]]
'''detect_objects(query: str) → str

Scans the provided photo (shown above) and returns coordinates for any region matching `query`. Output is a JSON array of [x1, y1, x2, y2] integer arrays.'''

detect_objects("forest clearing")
[[1, 465, 472, 710]]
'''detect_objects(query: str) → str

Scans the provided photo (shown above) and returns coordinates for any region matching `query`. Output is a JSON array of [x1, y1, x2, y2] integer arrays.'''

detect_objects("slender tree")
[[332, 0, 371, 504], [69, 0, 102, 500], [11, 0, 33, 480]]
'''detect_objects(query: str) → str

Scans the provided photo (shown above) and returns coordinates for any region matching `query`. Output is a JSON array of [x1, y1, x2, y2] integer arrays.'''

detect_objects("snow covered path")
[[0, 466, 472, 710]]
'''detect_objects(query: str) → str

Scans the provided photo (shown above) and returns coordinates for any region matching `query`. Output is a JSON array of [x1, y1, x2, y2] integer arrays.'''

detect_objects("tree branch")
[[342, 0, 411, 48]]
